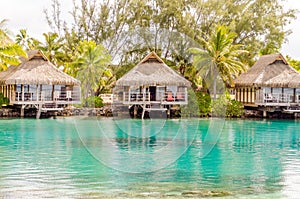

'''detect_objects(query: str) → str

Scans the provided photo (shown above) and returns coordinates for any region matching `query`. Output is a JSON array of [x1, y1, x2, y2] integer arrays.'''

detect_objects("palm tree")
[[0, 19, 11, 45], [190, 25, 248, 99], [16, 29, 41, 50], [0, 20, 27, 71], [38, 32, 64, 66], [73, 40, 111, 99]]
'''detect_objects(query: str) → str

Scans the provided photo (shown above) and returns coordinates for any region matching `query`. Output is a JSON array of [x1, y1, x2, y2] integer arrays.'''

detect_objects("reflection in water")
[[76, 118, 198, 173], [0, 118, 300, 198]]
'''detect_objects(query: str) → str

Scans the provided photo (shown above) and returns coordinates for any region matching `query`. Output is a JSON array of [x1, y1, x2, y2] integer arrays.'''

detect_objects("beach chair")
[[166, 91, 174, 101], [176, 92, 184, 101]]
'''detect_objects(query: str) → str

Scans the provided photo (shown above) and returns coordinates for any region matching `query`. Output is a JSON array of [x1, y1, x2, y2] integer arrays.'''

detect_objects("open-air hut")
[[114, 51, 191, 118], [0, 50, 81, 118], [234, 53, 300, 116]]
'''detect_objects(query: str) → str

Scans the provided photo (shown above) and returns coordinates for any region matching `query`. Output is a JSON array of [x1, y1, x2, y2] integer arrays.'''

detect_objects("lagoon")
[[0, 118, 300, 198]]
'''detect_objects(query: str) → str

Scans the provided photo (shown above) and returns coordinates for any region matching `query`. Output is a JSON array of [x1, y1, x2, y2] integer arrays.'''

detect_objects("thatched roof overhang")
[[234, 53, 300, 88], [0, 50, 80, 86], [116, 52, 191, 87]]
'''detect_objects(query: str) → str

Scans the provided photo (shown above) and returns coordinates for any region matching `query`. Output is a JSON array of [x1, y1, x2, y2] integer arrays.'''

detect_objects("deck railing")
[[256, 92, 300, 104], [123, 92, 151, 103], [14, 89, 81, 104], [122, 91, 187, 104]]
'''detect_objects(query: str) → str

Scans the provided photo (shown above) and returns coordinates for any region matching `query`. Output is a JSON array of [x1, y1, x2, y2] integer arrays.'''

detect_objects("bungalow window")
[[263, 87, 271, 94], [129, 87, 140, 101], [166, 86, 177, 101], [16, 85, 22, 101], [41, 85, 53, 101], [284, 88, 293, 102], [29, 85, 37, 101], [156, 86, 165, 101], [272, 88, 281, 94], [176, 86, 185, 101], [296, 89, 300, 103], [54, 85, 62, 100]]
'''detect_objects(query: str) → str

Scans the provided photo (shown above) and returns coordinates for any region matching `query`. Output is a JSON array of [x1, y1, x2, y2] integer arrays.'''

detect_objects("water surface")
[[0, 118, 300, 198]]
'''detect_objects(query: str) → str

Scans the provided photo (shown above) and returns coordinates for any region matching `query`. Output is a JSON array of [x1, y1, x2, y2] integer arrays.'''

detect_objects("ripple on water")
[[0, 118, 300, 198]]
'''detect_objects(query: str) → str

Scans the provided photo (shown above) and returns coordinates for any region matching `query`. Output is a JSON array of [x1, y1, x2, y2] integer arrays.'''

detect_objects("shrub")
[[83, 96, 104, 108], [226, 99, 244, 117], [211, 94, 228, 117], [196, 92, 211, 117], [211, 93, 244, 117], [180, 90, 211, 117], [0, 93, 9, 108]]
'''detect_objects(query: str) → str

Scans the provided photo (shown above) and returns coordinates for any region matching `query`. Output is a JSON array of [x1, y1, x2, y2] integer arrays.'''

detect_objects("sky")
[[0, 0, 300, 59]]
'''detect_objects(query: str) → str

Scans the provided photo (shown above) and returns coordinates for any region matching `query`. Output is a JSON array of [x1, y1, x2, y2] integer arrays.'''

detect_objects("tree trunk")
[[213, 66, 217, 99]]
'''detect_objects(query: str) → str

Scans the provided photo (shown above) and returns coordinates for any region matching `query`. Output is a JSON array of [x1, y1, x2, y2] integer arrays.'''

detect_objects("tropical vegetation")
[[0, 0, 299, 116], [189, 25, 248, 99], [0, 93, 9, 108], [0, 20, 27, 71]]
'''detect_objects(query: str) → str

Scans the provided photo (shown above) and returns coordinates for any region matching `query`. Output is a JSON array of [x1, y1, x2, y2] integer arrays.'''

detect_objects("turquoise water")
[[0, 118, 300, 198]]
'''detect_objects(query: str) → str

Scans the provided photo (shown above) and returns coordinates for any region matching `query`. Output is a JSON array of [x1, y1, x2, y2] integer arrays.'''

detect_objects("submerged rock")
[[181, 190, 231, 197]]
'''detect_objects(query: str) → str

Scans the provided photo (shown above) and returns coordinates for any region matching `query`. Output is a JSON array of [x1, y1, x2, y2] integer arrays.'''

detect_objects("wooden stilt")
[[20, 105, 25, 117], [134, 105, 137, 118], [36, 104, 42, 119], [263, 110, 267, 118], [293, 112, 300, 119], [141, 104, 146, 119]]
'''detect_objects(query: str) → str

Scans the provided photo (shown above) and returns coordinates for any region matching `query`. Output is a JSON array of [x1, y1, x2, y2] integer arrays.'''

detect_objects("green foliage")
[[42, 0, 296, 101], [15, 29, 41, 51], [0, 19, 11, 45], [0, 44, 27, 70], [286, 55, 300, 72], [0, 20, 28, 70], [44, 0, 296, 66], [211, 94, 228, 117], [226, 99, 244, 117], [83, 96, 104, 108], [211, 93, 244, 117], [182, 91, 243, 118], [190, 25, 248, 98], [0, 93, 9, 108], [71, 40, 112, 99], [38, 32, 64, 66], [181, 90, 211, 117], [181, 89, 201, 117], [196, 92, 211, 117]]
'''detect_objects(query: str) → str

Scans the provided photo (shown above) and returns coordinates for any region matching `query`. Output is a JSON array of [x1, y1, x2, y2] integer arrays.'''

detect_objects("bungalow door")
[[149, 86, 156, 101]]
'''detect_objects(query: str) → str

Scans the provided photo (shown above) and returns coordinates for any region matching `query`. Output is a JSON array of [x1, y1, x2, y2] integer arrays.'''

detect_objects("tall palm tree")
[[15, 29, 41, 50], [190, 25, 248, 99], [74, 40, 111, 99], [38, 32, 64, 66], [0, 19, 27, 71]]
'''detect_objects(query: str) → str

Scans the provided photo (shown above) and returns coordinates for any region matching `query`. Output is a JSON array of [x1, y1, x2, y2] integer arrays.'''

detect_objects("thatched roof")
[[234, 53, 300, 88], [116, 52, 191, 87], [0, 50, 80, 86]]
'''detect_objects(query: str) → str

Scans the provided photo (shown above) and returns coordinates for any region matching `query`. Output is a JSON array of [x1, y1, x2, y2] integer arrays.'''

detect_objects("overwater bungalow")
[[0, 50, 81, 118], [114, 51, 191, 118], [234, 53, 300, 117]]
